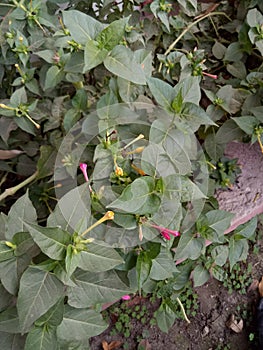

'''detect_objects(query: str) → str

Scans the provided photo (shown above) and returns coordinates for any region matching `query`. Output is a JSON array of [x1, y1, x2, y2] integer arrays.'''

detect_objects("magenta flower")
[[79, 163, 93, 193], [150, 224, 180, 240], [121, 295, 131, 301]]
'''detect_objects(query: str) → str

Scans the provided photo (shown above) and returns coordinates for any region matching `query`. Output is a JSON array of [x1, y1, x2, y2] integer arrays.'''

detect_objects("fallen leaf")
[[226, 314, 243, 333], [258, 276, 263, 297], [102, 340, 122, 350], [138, 339, 151, 350], [247, 279, 259, 293], [0, 149, 24, 160]]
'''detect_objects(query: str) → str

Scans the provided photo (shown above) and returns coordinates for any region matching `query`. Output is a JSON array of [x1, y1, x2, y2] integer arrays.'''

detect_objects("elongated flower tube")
[[203, 71, 218, 79], [150, 224, 180, 240], [79, 163, 93, 193], [80, 211, 114, 238], [121, 295, 131, 301]]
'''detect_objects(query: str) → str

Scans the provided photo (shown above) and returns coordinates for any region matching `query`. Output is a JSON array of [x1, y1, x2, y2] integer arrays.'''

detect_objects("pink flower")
[[150, 224, 180, 240], [121, 295, 131, 301], [203, 71, 218, 80], [79, 163, 93, 193], [80, 163, 89, 182]]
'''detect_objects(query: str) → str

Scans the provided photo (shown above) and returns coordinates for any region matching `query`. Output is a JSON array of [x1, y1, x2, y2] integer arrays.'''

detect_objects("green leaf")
[[57, 306, 107, 345], [117, 77, 137, 103], [0, 307, 20, 333], [64, 54, 85, 76], [6, 191, 37, 240], [35, 298, 64, 327], [136, 252, 152, 292], [0, 332, 25, 350], [47, 183, 91, 234], [13, 232, 37, 257], [78, 243, 123, 272], [65, 245, 81, 278], [84, 40, 108, 71], [206, 210, 234, 236], [44, 66, 64, 91], [108, 177, 161, 215], [0, 257, 30, 295], [17, 266, 64, 333], [10, 87, 27, 106], [141, 143, 179, 177], [246, 8, 263, 28], [22, 222, 71, 261], [192, 264, 210, 287], [0, 242, 14, 262], [67, 269, 133, 308], [150, 249, 178, 280], [35, 50, 55, 64], [174, 76, 201, 105], [63, 10, 105, 45], [174, 230, 205, 261], [227, 61, 247, 79], [134, 49, 153, 78], [215, 119, 245, 145], [211, 265, 227, 282], [176, 103, 216, 133], [211, 245, 229, 266], [104, 46, 146, 85], [0, 282, 13, 311], [224, 42, 243, 62], [155, 302, 176, 333], [216, 85, 247, 114], [231, 116, 258, 135], [212, 41, 226, 59], [204, 132, 224, 161], [37, 145, 57, 179], [229, 238, 249, 271], [96, 17, 129, 51], [24, 325, 57, 350], [147, 77, 173, 110], [233, 217, 257, 239]]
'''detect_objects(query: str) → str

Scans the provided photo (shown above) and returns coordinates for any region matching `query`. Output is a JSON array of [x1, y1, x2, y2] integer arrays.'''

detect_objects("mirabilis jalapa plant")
[[0, 0, 261, 348]]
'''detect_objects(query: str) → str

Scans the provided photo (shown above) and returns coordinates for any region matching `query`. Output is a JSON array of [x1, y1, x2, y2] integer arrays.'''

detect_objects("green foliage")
[[223, 262, 253, 295], [0, 0, 262, 347], [209, 157, 241, 189]]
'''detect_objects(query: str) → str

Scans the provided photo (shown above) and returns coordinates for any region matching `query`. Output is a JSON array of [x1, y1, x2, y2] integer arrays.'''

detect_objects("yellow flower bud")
[[115, 166, 124, 176]]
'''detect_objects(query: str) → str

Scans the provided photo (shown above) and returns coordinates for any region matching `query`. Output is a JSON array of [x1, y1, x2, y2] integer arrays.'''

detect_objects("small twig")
[[158, 12, 231, 72], [0, 170, 38, 202], [176, 297, 191, 324]]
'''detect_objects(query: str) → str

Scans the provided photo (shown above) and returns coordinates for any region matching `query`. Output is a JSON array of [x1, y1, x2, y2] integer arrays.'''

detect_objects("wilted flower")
[[203, 71, 218, 79], [113, 158, 124, 176], [150, 224, 180, 240], [115, 165, 124, 176], [121, 295, 131, 301]]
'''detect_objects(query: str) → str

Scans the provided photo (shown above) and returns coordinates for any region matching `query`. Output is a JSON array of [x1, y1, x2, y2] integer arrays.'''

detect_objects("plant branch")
[[158, 12, 231, 72], [0, 170, 38, 202]]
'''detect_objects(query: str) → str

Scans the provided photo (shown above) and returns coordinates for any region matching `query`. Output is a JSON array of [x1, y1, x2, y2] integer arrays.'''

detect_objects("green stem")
[[158, 12, 231, 72], [176, 297, 191, 324], [0, 3, 15, 7], [0, 170, 38, 202]]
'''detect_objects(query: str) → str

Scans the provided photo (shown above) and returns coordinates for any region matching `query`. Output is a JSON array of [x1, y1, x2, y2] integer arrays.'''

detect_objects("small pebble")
[[202, 326, 209, 337]]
